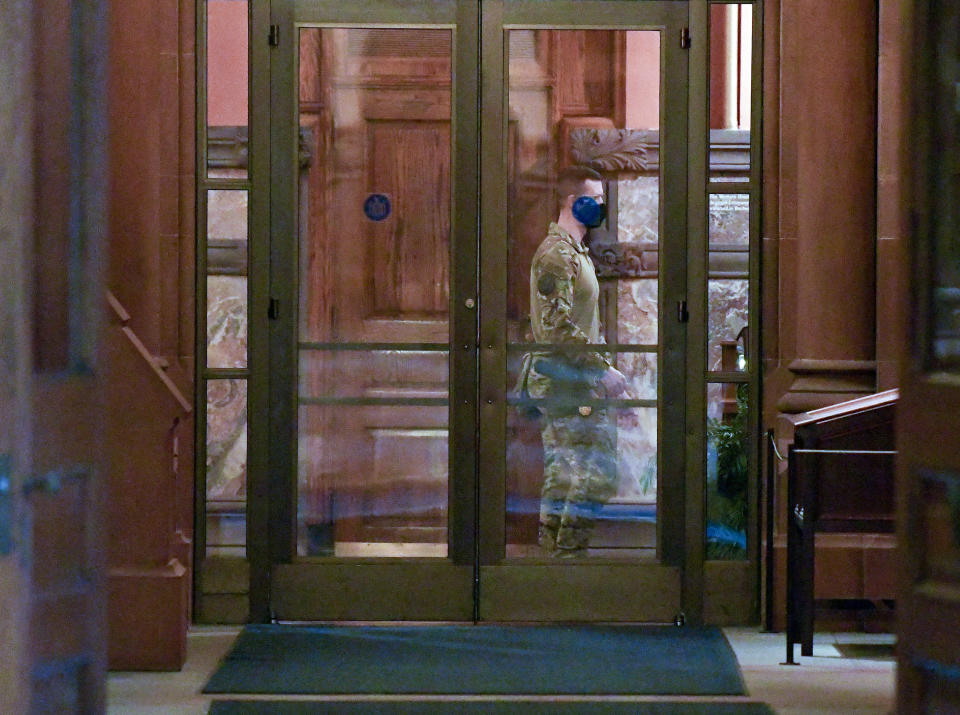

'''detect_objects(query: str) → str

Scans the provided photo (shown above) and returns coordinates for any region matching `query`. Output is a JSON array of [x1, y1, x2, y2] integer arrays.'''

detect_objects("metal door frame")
[[227, 0, 764, 625], [261, 0, 478, 621], [477, 0, 694, 622]]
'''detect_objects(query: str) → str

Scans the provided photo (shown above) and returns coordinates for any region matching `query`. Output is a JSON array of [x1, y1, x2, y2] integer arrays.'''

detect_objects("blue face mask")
[[572, 195, 607, 228]]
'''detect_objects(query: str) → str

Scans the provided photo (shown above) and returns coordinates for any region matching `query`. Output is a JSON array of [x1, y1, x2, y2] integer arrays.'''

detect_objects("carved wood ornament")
[[569, 127, 750, 279]]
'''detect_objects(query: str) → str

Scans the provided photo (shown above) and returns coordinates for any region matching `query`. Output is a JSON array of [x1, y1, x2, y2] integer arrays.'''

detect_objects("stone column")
[[105, 0, 194, 671], [764, 0, 881, 631], [875, 0, 909, 391], [774, 0, 878, 415]]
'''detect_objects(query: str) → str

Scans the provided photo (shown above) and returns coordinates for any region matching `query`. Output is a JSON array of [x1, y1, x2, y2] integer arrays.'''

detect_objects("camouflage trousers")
[[538, 409, 617, 557]]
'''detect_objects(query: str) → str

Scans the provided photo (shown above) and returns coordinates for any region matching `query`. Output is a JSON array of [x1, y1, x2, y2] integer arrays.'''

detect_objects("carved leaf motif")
[[589, 240, 651, 279], [570, 128, 659, 172]]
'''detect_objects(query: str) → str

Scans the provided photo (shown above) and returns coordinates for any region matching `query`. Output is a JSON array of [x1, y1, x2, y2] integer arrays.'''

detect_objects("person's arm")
[[533, 245, 610, 377]]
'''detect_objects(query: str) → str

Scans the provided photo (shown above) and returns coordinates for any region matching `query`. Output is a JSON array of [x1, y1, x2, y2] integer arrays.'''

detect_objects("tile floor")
[[106, 626, 896, 714]]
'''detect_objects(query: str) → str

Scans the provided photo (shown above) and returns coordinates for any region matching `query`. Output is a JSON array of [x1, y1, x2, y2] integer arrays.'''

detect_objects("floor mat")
[[203, 624, 747, 696]]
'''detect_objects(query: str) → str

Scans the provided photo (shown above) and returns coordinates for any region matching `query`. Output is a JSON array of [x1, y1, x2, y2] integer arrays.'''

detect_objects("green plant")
[[706, 383, 749, 559]]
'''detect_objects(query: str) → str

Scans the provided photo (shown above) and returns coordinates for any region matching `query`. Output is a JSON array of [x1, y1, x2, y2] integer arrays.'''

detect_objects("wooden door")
[[0, 0, 108, 712], [298, 26, 452, 555], [897, 0, 960, 710], [30, 0, 108, 708], [0, 5, 36, 711]]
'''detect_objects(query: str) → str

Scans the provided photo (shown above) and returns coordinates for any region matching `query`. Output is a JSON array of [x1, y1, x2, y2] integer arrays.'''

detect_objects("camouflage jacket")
[[527, 222, 611, 382]]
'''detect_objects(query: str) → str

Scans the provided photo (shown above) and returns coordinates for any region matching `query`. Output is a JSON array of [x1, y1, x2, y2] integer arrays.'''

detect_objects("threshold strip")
[[207, 695, 768, 703]]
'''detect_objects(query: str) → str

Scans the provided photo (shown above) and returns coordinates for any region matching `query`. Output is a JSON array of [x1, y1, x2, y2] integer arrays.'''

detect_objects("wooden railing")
[[105, 291, 192, 414], [782, 389, 898, 663]]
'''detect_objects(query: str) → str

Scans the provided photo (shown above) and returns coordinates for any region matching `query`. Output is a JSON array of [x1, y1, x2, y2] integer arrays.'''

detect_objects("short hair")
[[555, 165, 605, 206]]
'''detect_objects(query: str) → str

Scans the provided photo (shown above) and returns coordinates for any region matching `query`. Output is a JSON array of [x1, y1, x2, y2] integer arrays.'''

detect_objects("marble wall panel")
[[207, 276, 247, 369], [614, 279, 658, 502], [207, 189, 247, 241], [617, 174, 659, 243], [617, 278, 658, 345], [709, 193, 749, 245], [616, 407, 657, 501], [206, 379, 247, 500], [708, 279, 749, 371]]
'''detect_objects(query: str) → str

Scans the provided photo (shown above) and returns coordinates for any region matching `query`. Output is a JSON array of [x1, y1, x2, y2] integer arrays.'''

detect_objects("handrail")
[[768, 431, 786, 462], [764, 429, 776, 632], [106, 291, 192, 414], [791, 448, 897, 455]]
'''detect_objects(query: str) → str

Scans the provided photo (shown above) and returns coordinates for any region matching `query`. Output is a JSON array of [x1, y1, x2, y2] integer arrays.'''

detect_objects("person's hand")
[[600, 367, 628, 398]]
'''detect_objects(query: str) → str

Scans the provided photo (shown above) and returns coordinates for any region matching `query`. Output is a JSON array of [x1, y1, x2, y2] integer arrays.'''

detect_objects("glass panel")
[[708, 193, 749, 371], [709, 3, 752, 182], [207, 276, 247, 369], [928, 0, 960, 366], [298, 405, 448, 558], [206, 0, 248, 179], [206, 188, 248, 368], [206, 378, 247, 557], [299, 349, 447, 399], [296, 27, 452, 558], [507, 407, 657, 560], [207, 189, 248, 245], [708, 281, 748, 372], [920, 471, 960, 583], [706, 382, 748, 560], [506, 30, 661, 559], [709, 193, 749, 246]]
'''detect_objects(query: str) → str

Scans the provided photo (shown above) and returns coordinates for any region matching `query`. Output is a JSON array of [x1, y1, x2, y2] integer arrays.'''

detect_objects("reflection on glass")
[[709, 3, 752, 181], [708, 281, 748, 372], [928, 0, 960, 365], [299, 350, 447, 399], [709, 193, 749, 246], [206, 0, 248, 178], [206, 188, 248, 369], [207, 276, 247, 369], [296, 27, 452, 558], [708, 192, 749, 371], [710, 3, 752, 131], [920, 472, 960, 583], [297, 27, 452, 345], [706, 382, 748, 560], [507, 407, 657, 560], [297, 405, 448, 558], [206, 379, 247, 557], [505, 30, 661, 560], [207, 189, 248, 243]]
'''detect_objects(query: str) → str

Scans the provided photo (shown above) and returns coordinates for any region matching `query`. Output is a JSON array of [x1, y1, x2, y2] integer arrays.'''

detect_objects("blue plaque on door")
[[363, 193, 391, 221]]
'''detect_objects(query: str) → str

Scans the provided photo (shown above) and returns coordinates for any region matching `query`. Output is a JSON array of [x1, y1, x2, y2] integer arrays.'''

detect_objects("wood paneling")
[[104, 0, 195, 669], [0, 7, 33, 709], [368, 121, 450, 317], [32, 0, 72, 372], [30, 378, 105, 711], [25, 0, 110, 706], [104, 301, 191, 669], [298, 27, 452, 550]]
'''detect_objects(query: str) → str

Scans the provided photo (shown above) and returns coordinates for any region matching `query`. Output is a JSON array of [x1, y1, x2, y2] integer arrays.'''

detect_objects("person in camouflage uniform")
[[519, 166, 627, 557]]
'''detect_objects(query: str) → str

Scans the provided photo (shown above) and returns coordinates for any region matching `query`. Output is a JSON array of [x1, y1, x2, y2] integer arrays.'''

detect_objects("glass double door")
[[268, 0, 693, 622]]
